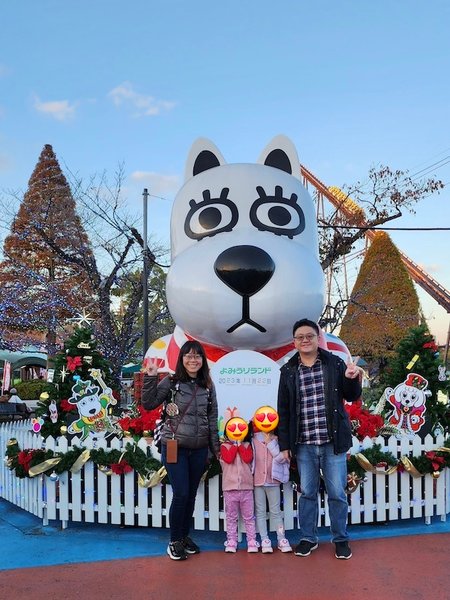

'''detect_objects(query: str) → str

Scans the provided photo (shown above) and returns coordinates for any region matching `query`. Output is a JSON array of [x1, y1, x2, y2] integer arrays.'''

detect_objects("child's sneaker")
[[224, 540, 237, 553], [277, 538, 293, 553], [261, 538, 273, 554], [247, 540, 259, 553]]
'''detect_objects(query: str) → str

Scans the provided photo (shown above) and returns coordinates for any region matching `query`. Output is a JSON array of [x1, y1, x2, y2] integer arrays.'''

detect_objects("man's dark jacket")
[[277, 348, 361, 455]]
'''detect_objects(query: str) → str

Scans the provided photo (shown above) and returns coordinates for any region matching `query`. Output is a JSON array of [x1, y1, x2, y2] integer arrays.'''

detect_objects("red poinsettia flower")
[[110, 460, 133, 475], [66, 356, 83, 371], [59, 399, 76, 412], [345, 401, 384, 440], [18, 450, 36, 472], [118, 405, 161, 436]]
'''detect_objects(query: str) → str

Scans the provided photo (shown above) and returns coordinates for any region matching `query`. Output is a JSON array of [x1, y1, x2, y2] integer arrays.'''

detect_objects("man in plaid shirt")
[[277, 319, 361, 560]]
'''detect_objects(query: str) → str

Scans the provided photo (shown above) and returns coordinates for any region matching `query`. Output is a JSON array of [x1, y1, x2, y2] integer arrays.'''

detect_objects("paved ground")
[[1, 498, 449, 600]]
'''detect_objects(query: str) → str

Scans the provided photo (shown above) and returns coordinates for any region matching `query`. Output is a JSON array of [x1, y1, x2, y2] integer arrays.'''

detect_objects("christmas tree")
[[0, 145, 95, 353], [380, 324, 450, 435], [35, 320, 119, 440], [340, 232, 420, 365]]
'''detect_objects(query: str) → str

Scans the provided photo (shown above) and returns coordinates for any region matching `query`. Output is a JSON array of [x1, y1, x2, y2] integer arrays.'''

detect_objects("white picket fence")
[[0, 419, 449, 531]]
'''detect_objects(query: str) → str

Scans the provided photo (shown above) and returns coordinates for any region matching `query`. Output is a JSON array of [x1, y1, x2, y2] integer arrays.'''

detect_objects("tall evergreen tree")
[[339, 231, 421, 364], [0, 145, 95, 354]]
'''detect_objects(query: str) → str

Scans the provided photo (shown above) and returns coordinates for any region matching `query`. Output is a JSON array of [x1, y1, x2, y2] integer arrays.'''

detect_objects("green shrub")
[[15, 380, 58, 400]]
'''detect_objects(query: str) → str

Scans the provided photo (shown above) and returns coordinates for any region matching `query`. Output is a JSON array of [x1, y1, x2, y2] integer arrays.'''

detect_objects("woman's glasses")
[[183, 353, 203, 361]]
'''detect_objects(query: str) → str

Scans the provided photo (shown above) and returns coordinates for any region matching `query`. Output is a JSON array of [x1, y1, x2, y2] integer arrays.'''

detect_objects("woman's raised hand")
[[141, 357, 158, 376]]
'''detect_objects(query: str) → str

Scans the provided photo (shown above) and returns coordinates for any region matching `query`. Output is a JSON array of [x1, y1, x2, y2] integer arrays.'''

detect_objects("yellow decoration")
[[98, 465, 113, 475], [70, 449, 91, 473], [60, 426, 68, 435], [406, 354, 419, 370], [355, 453, 377, 473], [138, 466, 167, 488], [29, 457, 62, 477], [400, 456, 423, 478]]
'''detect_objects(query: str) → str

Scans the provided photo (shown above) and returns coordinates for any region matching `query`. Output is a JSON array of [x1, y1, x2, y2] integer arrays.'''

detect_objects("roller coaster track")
[[300, 165, 450, 313]]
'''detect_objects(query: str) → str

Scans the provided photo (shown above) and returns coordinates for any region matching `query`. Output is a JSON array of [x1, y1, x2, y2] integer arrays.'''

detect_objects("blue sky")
[[1, 1, 449, 342]]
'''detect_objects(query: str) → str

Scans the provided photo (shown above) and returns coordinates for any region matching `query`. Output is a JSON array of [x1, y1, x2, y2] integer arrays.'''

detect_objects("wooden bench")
[[0, 403, 29, 421]]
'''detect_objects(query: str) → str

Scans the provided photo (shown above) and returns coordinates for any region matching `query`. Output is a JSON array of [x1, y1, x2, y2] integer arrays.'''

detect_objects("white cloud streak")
[[33, 95, 77, 121], [108, 82, 176, 117], [130, 171, 180, 196]]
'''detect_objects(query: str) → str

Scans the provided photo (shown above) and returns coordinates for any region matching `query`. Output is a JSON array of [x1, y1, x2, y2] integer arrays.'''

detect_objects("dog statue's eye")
[[184, 188, 238, 240], [250, 186, 305, 238], [401, 391, 408, 399]]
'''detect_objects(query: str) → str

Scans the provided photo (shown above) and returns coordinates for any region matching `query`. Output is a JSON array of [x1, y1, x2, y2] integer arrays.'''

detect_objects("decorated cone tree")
[[35, 317, 160, 441], [380, 324, 450, 435], [35, 319, 118, 439], [339, 231, 421, 368], [0, 144, 95, 354]]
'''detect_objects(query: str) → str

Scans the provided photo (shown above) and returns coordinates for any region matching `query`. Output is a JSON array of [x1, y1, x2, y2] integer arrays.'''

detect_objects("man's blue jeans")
[[296, 442, 349, 543], [161, 444, 208, 542]]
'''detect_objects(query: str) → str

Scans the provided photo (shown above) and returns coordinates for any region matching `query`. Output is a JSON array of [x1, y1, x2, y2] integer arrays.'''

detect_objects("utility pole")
[[142, 188, 149, 358]]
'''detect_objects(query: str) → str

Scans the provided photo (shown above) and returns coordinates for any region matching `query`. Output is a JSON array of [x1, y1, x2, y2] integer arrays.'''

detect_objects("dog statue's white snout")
[[214, 245, 275, 297]]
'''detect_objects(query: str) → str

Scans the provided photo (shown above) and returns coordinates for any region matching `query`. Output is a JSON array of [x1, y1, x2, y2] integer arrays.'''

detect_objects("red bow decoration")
[[423, 341, 438, 352], [67, 356, 83, 371], [111, 460, 133, 475], [425, 451, 445, 471]]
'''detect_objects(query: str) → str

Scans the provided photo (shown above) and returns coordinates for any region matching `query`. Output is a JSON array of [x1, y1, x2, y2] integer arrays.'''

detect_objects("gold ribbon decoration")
[[400, 456, 423, 478], [98, 464, 113, 475], [29, 457, 62, 477], [7, 438, 18, 447], [384, 465, 398, 475], [436, 447, 450, 454], [355, 453, 377, 473], [70, 449, 91, 473], [138, 466, 167, 488]]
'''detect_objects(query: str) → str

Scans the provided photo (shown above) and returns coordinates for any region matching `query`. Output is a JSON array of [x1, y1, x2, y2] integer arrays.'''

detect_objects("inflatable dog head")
[[166, 136, 324, 351]]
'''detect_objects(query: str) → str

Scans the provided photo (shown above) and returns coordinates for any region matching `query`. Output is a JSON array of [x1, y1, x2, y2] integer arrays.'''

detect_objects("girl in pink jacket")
[[220, 417, 258, 553], [252, 406, 292, 553]]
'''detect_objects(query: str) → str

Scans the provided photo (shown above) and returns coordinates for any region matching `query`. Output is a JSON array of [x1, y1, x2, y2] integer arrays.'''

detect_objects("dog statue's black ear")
[[185, 138, 226, 181], [258, 135, 301, 178]]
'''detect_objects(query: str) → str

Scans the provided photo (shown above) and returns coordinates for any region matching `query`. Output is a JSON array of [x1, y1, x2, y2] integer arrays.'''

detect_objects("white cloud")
[[130, 171, 180, 196], [33, 95, 77, 121], [420, 262, 441, 275], [108, 82, 176, 117], [0, 153, 11, 172]]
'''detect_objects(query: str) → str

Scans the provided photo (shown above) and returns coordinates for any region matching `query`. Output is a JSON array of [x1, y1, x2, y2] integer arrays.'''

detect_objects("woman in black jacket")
[[142, 340, 219, 561]]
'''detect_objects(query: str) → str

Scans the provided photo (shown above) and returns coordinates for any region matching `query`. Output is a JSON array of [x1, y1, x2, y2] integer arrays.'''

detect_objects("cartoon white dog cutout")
[[385, 373, 431, 434], [147, 136, 349, 370], [67, 379, 116, 441]]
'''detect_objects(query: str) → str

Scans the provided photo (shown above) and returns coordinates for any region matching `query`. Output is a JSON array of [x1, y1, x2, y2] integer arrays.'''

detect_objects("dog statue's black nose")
[[214, 245, 275, 297]]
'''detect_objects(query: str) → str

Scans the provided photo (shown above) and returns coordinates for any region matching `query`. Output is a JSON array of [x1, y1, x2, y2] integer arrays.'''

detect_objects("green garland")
[[347, 444, 397, 479], [347, 440, 450, 479], [6, 437, 449, 485], [4, 438, 221, 483]]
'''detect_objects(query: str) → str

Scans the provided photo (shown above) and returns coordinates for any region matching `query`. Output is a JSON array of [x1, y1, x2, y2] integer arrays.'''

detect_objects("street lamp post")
[[142, 188, 149, 358]]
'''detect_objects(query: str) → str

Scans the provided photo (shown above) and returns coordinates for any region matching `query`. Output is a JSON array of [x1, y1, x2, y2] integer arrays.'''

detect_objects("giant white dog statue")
[[146, 135, 348, 372]]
